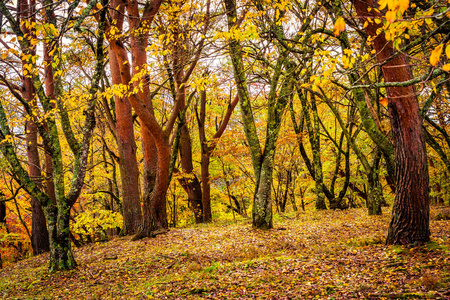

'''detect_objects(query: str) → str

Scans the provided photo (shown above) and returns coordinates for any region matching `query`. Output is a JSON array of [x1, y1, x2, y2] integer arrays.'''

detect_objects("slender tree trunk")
[[352, 0, 430, 244], [366, 149, 384, 215], [280, 170, 291, 213], [367, 171, 383, 215], [298, 90, 326, 210], [21, 0, 49, 255], [24, 99, 50, 255], [197, 91, 238, 222], [200, 152, 212, 221], [178, 89, 203, 223]]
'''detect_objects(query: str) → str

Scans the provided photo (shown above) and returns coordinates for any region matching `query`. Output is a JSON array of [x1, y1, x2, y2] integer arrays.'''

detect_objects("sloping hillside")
[[1, 209, 449, 299]]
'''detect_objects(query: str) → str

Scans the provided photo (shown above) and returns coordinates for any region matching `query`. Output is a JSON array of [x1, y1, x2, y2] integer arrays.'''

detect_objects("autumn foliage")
[[0, 0, 449, 295]]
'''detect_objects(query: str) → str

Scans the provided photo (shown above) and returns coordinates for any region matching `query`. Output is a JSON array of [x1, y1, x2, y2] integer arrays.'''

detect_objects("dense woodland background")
[[0, 0, 450, 277]]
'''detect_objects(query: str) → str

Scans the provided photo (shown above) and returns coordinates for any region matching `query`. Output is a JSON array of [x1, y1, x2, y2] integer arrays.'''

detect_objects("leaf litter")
[[1, 208, 449, 299]]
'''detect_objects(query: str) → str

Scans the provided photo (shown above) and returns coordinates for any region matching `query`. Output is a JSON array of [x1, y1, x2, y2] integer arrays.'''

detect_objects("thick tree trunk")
[[138, 126, 169, 239], [252, 156, 274, 229], [109, 48, 143, 235], [252, 166, 273, 229], [352, 0, 430, 244], [46, 206, 76, 272], [120, 0, 168, 239]]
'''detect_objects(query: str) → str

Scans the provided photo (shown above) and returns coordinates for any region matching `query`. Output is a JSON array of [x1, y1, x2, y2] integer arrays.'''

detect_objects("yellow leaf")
[[334, 17, 345, 37], [386, 10, 396, 23], [398, 0, 409, 13], [380, 97, 388, 107], [446, 44, 450, 59], [96, 3, 103, 10], [430, 44, 443, 66], [443, 64, 450, 72], [379, 0, 388, 10]]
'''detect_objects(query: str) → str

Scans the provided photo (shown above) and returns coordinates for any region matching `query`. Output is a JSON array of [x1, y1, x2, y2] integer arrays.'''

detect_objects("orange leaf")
[[334, 17, 345, 37]]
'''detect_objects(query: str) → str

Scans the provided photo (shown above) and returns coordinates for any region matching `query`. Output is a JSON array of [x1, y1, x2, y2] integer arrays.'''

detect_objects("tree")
[[107, 0, 143, 236], [17, 0, 50, 254], [0, 0, 107, 270], [164, 1, 211, 223], [223, 0, 296, 229], [107, 0, 173, 239], [196, 90, 239, 222], [351, 0, 430, 244]]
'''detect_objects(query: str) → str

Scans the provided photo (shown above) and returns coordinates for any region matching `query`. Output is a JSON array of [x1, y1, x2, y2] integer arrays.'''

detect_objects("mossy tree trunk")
[[224, 0, 295, 229]]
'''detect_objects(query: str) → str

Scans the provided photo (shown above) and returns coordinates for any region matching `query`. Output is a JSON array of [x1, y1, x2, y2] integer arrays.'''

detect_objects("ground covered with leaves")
[[1, 208, 450, 299]]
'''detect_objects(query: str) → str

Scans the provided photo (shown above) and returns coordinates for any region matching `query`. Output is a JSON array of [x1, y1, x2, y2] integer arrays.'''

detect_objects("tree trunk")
[[118, 0, 168, 239], [21, 0, 49, 255], [109, 47, 143, 236], [197, 91, 239, 222], [352, 0, 430, 244], [367, 171, 383, 215], [200, 148, 212, 222], [298, 90, 327, 210], [46, 206, 76, 272], [0, 200, 6, 225], [252, 156, 274, 229], [178, 107, 203, 223]]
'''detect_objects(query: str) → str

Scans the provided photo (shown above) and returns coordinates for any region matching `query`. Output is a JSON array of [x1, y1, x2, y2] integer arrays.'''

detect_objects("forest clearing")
[[1, 208, 450, 299]]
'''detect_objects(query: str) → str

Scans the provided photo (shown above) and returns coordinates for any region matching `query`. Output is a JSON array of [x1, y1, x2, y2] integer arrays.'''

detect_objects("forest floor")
[[1, 208, 450, 299]]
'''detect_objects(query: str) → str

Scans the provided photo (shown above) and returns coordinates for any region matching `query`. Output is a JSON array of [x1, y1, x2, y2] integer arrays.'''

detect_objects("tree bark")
[[46, 205, 76, 272], [177, 82, 203, 224], [352, 0, 430, 244], [21, 0, 49, 255], [109, 47, 143, 235], [114, 0, 168, 239]]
